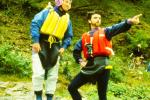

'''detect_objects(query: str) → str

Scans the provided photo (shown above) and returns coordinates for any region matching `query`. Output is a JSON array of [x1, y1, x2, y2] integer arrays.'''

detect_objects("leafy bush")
[[125, 86, 150, 100], [59, 47, 80, 80], [108, 82, 127, 97], [0, 43, 31, 77], [126, 29, 149, 49], [108, 81, 150, 99], [109, 56, 125, 82], [0, 0, 48, 17]]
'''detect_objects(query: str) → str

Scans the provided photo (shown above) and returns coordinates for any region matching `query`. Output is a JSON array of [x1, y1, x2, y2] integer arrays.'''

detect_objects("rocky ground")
[[0, 81, 67, 100], [0, 81, 34, 100]]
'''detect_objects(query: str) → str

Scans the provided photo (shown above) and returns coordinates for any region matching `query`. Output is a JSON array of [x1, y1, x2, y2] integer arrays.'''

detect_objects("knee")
[[47, 75, 58, 81], [32, 70, 44, 79], [32, 75, 44, 82]]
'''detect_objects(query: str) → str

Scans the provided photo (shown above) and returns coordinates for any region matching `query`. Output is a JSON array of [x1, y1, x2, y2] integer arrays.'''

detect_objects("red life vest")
[[82, 28, 113, 59]]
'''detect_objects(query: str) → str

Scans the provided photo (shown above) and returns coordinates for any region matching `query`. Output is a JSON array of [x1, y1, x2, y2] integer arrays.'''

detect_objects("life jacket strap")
[[48, 35, 58, 48]]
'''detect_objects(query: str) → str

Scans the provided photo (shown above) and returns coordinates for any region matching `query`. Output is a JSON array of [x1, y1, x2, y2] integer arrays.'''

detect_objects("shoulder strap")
[[45, 2, 53, 9], [82, 32, 93, 44]]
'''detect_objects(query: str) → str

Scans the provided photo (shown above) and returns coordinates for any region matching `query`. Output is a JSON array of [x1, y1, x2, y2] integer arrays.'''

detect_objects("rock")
[[0, 82, 10, 89]]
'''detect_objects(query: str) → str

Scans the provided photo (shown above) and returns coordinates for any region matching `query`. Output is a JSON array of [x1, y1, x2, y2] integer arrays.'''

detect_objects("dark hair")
[[87, 10, 100, 20]]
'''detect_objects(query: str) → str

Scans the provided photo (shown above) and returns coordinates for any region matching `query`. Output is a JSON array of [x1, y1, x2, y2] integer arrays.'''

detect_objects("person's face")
[[61, 0, 72, 12], [88, 14, 101, 27]]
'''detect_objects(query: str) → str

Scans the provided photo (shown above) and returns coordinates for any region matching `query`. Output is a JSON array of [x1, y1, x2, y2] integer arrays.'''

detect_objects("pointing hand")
[[128, 14, 142, 25]]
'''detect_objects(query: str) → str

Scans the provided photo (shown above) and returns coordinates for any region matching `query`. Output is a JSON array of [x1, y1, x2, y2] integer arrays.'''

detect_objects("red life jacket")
[[82, 28, 113, 59]]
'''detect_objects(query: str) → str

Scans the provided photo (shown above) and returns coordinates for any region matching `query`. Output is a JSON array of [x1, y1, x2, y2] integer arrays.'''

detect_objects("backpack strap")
[[45, 2, 53, 9]]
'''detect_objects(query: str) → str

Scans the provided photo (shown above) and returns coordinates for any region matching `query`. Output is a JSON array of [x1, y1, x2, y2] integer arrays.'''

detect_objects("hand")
[[59, 48, 65, 54], [79, 60, 87, 68], [32, 43, 41, 53], [128, 14, 142, 25]]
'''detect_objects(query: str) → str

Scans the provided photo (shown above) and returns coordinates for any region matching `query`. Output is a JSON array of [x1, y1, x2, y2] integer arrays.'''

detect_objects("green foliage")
[[21, 0, 47, 17], [62, 66, 72, 81], [126, 29, 150, 49], [109, 56, 125, 82], [109, 82, 127, 97], [72, 0, 90, 6], [108, 81, 150, 99], [0, 43, 31, 77], [59, 48, 80, 81], [143, 71, 150, 81], [0, 0, 50, 17], [127, 86, 149, 99]]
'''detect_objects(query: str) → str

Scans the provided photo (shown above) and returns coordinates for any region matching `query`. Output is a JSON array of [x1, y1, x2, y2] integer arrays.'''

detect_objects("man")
[[130, 44, 144, 68], [30, 0, 73, 100], [68, 11, 142, 100]]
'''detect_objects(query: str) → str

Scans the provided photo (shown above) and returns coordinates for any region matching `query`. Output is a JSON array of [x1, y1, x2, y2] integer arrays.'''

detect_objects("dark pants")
[[68, 70, 110, 100]]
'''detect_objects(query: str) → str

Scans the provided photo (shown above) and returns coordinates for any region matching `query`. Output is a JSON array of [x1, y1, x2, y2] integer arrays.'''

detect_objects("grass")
[[0, 74, 31, 82]]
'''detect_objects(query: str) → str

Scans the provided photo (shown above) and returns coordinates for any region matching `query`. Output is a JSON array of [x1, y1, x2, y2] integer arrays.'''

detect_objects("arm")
[[30, 9, 49, 43], [59, 20, 73, 53], [73, 40, 82, 64], [73, 40, 87, 67], [105, 14, 142, 40], [30, 10, 48, 53], [30, 9, 49, 52], [105, 20, 131, 40]]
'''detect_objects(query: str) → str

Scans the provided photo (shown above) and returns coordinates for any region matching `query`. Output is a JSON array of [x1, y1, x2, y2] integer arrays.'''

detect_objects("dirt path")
[[0, 81, 68, 100], [0, 81, 34, 100]]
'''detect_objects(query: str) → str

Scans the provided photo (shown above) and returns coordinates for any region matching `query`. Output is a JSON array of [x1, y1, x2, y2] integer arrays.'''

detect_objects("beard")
[[90, 20, 101, 28], [95, 22, 100, 27], [91, 22, 100, 27]]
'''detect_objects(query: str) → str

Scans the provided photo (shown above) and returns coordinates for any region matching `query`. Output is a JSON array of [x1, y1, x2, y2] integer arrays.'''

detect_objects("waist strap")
[[40, 34, 59, 48], [48, 35, 57, 48]]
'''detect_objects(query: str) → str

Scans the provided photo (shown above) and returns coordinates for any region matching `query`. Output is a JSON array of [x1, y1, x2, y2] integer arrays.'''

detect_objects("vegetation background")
[[0, 0, 150, 99]]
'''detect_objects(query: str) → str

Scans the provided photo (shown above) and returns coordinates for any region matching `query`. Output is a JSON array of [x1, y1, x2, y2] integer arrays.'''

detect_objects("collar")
[[89, 27, 100, 35], [54, 6, 66, 16]]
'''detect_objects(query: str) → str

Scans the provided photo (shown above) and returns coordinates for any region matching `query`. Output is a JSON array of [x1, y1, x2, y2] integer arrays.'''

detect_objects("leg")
[[46, 94, 53, 100], [45, 57, 60, 97], [35, 91, 42, 100], [32, 52, 45, 100], [97, 70, 110, 100], [68, 73, 88, 100]]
